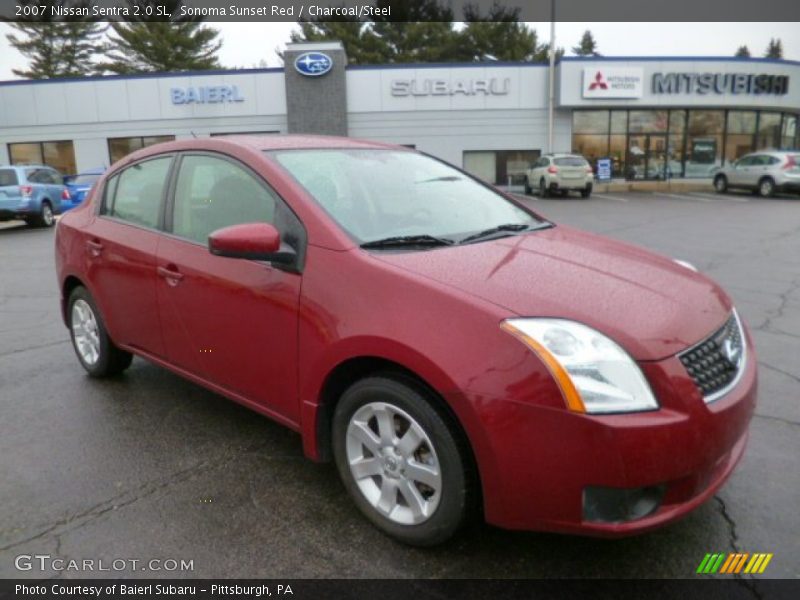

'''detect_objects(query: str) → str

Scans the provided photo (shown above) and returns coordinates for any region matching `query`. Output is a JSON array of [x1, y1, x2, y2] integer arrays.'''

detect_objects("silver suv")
[[714, 151, 800, 197], [525, 154, 593, 198]]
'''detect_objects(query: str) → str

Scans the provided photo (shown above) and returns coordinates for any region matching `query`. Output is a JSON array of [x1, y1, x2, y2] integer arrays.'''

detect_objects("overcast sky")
[[0, 22, 798, 79]]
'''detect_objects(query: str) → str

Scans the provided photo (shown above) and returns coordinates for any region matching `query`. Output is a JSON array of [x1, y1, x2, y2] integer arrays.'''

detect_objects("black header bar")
[[1, 0, 799, 22]]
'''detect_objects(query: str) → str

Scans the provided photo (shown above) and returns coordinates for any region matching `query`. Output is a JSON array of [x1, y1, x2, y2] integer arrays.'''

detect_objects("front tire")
[[68, 286, 132, 377], [758, 177, 775, 197], [714, 174, 728, 194], [332, 376, 472, 546], [523, 178, 532, 195]]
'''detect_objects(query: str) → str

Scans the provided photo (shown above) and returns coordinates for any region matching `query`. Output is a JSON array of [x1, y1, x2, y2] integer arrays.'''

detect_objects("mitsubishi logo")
[[589, 71, 608, 90], [723, 339, 741, 366]]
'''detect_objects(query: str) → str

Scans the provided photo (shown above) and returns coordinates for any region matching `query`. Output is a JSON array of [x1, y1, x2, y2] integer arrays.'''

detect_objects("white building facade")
[[1, 42, 798, 185]]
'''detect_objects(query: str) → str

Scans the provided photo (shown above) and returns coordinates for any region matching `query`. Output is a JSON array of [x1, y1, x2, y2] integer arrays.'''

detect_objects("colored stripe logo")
[[696, 552, 773, 574]]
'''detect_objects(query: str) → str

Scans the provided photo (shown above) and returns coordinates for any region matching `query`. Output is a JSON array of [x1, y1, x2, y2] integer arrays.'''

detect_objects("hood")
[[370, 225, 732, 361]]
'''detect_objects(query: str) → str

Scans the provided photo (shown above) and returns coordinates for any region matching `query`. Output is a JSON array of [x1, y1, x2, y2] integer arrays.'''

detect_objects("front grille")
[[678, 312, 746, 402]]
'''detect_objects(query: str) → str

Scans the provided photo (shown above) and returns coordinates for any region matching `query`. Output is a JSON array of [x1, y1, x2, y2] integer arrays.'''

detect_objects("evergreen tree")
[[289, 20, 387, 65], [289, 0, 552, 64], [572, 30, 600, 56], [100, 1, 221, 74], [461, 3, 548, 61], [6, 1, 107, 79], [764, 38, 783, 59], [734, 45, 751, 58]]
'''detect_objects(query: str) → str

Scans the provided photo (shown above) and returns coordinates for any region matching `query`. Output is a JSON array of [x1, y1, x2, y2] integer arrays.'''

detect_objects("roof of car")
[[209, 134, 402, 152]]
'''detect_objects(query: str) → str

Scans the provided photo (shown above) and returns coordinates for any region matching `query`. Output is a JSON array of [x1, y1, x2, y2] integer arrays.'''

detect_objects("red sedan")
[[55, 136, 756, 546]]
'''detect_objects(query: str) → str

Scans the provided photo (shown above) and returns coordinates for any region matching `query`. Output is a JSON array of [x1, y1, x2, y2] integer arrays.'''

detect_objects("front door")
[[627, 134, 668, 180], [155, 153, 302, 423]]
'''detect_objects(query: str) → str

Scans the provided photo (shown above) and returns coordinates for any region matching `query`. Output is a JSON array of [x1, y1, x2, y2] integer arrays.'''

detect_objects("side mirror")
[[208, 222, 296, 265]]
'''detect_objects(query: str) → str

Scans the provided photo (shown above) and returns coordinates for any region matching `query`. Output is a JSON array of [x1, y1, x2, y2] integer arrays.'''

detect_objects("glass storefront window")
[[610, 111, 627, 134], [727, 111, 757, 134], [780, 115, 797, 149], [669, 110, 686, 135], [108, 135, 175, 164], [667, 135, 684, 178], [8, 141, 76, 175], [629, 111, 668, 133], [756, 112, 781, 150], [725, 135, 756, 165], [573, 111, 610, 134], [609, 135, 626, 178], [572, 135, 608, 168], [685, 111, 724, 177]]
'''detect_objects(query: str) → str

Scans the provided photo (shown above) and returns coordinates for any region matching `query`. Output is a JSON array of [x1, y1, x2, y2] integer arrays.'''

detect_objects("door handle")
[[157, 265, 184, 286], [85, 239, 103, 257]]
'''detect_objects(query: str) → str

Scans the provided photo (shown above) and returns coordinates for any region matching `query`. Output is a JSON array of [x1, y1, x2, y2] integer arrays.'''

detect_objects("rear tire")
[[581, 185, 592, 198], [332, 376, 473, 547], [758, 177, 775, 197], [67, 286, 133, 378], [539, 179, 549, 198], [714, 175, 728, 194], [34, 201, 55, 228]]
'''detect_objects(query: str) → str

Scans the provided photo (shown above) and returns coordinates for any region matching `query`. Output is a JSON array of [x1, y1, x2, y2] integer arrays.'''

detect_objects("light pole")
[[547, 0, 556, 154]]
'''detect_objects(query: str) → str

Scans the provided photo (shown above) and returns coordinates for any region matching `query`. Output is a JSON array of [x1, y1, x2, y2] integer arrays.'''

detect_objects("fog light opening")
[[583, 485, 666, 524]]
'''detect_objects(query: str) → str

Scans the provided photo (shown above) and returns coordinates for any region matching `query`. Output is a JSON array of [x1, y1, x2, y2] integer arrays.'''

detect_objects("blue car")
[[0, 164, 68, 227], [63, 167, 105, 211]]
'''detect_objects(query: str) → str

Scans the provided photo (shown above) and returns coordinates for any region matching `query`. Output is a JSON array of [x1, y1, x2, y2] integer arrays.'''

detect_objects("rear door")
[[155, 152, 303, 422], [84, 155, 174, 357]]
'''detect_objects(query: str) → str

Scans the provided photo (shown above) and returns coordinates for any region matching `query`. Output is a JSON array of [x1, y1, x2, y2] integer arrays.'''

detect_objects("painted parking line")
[[689, 192, 750, 203], [661, 193, 713, 202], [593, 193, 630, 202]]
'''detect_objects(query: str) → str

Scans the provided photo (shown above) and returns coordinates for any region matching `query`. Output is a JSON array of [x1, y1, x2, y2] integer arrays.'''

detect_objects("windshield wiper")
[[414, 176, 461, 184], [360, 234, 456, 249], [459, 223, 547, 245]]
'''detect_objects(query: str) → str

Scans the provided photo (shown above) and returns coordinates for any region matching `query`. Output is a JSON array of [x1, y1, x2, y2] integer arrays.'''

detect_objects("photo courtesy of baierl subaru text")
[[0, 0, 798, 598]]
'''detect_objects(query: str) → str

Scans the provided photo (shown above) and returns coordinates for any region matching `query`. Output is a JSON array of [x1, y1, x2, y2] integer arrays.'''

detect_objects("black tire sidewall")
[[67, 287, 116, 377], [332, 376, 469, 546], [539, 179, 548, 197], [715, 176, 727, 193], [759, 178, 774, 197]]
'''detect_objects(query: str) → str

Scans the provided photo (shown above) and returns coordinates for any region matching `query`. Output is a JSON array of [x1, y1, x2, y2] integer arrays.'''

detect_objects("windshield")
[[269, 149, 544, 245], [73, 173, 101, 186]]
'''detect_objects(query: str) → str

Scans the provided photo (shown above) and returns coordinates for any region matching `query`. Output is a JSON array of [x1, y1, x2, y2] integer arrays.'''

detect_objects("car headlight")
[[500, 318, 658, 414]]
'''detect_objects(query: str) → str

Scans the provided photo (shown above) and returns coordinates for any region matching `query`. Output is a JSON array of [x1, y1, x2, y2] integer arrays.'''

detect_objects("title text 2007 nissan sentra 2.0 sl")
[[55, 136, 756, 546]]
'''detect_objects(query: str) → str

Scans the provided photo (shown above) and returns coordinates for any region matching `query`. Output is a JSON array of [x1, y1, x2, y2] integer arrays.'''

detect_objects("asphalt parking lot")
[[1, 190, 798, 582]]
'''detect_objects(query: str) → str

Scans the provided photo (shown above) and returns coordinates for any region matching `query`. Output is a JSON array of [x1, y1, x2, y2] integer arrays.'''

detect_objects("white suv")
[[713, 151, 800, 197], [525, 154, 594, 198]]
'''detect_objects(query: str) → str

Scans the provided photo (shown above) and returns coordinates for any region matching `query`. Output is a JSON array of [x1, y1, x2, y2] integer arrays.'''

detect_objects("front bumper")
[[464, 345, 757, 536]]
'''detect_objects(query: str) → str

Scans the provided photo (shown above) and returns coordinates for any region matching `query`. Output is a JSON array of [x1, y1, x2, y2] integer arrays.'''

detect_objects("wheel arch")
[[61, 274, 86, 326]]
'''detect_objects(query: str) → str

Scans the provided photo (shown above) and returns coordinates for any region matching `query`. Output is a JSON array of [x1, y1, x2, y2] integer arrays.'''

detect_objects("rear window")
[[554, 157, 589, 167], [0, 169, 18, 186]]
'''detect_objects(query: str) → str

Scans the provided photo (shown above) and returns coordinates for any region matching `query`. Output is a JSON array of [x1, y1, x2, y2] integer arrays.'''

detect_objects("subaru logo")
[[294, 52, 333, 77]]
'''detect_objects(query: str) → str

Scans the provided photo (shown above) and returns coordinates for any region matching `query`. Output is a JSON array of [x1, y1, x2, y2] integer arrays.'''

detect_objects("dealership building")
[[0, 41, 798, 185]]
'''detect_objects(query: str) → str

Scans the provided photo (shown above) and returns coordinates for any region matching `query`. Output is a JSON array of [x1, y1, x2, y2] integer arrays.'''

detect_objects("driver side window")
[[172, 154, 278, 244]]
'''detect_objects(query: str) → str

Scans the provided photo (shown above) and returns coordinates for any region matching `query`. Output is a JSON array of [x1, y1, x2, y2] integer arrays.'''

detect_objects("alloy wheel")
[[42, 204, 54, 226], [71, 298, 101, 365], [345, 401, 442, 525]]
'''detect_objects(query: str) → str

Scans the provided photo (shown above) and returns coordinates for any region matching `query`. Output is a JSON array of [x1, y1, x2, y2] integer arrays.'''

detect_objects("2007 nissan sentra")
[[55, 136, 756, 546]]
